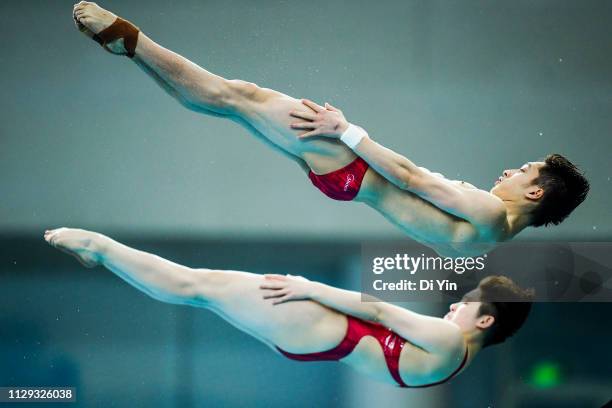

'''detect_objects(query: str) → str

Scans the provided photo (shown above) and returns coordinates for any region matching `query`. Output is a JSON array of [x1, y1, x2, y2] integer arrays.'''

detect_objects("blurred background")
[[1, 0, 611, 407]]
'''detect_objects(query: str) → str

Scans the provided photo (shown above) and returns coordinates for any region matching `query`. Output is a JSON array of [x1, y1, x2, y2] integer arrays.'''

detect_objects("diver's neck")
[[463, 331, 484, 362], [503, 201, 532, 236]]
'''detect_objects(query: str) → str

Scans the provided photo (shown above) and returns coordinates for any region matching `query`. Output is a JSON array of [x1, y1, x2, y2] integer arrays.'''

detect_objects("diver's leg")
[[72, 2, 356, 174], [44, 227, 346, 352]]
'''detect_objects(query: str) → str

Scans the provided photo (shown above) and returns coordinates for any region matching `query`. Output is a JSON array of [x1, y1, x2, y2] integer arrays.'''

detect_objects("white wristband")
[[340, 123, 367, 149]]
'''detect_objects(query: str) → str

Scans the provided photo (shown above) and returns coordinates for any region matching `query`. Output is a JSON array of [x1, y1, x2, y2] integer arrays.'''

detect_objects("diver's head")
[[444, 276, 534, 348], [490, 154, 589, 227]]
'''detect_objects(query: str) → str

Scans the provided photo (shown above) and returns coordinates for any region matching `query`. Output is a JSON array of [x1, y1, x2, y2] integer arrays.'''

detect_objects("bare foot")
[[72, 1, 126, 55], [44, 228, 104, 268]]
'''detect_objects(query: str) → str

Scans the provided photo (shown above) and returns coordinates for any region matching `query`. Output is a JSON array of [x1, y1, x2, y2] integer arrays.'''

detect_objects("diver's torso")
[[340, 333, 466, 387], [357, 169, 503, 257]]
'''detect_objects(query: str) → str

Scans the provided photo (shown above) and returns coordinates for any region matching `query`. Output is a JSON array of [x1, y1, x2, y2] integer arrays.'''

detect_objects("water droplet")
[[559, 58, 563, 62], [538, 132, 543, 136], [593, 226, 597, 230]]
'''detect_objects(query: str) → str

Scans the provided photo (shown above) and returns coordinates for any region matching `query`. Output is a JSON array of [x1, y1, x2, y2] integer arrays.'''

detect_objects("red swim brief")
[[308, 157, 369, 201]]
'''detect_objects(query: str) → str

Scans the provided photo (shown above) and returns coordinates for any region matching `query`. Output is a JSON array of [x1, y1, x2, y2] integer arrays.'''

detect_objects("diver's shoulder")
[[469, 189, 507, 225], [433, 321, 466, 365]]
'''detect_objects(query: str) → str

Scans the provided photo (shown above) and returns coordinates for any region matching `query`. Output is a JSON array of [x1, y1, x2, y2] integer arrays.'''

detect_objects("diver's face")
[[444, 301, 483, 331], [490, 161, 545, 200], [445, 288, 496, 332]]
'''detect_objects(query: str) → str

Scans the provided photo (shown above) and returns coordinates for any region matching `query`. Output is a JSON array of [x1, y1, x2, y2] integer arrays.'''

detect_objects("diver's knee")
[[225, 79, 271, 109], [191, 269, 231, 301]]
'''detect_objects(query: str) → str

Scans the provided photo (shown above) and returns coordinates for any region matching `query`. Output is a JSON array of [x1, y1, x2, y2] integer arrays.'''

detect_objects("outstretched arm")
[[290, 100, 505, 227], [260, 274, 461, 353], [352, 137, 505, 226]]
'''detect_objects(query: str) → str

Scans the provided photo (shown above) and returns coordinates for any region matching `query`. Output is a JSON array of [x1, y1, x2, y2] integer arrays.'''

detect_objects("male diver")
[[45, 227, 534, 388], [72, 2, 589, 257]]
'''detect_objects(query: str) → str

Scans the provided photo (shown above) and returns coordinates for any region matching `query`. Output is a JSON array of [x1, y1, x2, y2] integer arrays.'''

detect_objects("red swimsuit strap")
[[402, 346, 470, 388]]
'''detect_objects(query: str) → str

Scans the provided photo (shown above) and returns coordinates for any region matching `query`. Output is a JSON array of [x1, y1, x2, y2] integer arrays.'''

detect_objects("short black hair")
[[531, 154, 589, 227], [465, 276, 535, 348]]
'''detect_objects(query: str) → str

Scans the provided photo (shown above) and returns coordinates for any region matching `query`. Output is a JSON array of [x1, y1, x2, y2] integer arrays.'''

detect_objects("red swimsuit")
[[276, 315, 468, 388], [308, 157, 369, 201]]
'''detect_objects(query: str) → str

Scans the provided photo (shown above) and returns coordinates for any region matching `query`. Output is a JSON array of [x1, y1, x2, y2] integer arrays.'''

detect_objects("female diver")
[[44, 228, 533, 388]]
